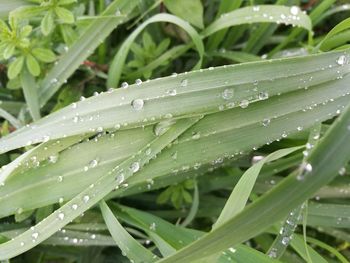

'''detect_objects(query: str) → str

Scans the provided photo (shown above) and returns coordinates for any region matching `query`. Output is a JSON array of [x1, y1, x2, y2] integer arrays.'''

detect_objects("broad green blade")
[[157, 94, 350, 262], [1, 50, 349, 154], [214, 146, 302, 229], [112, 204, 280, 263], [202, 5, 312, 37], [20, 69, 41, 121], [100, 201, 158, 262], [2, 73, 350, 217], [0, 118, 198, 260]]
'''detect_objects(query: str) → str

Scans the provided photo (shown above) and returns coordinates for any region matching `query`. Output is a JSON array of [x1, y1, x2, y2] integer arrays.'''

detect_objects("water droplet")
[[145, 148, 152, 155], [339, 167, 346, 176], [131, 99, 144, 110], [171, 151, 178, 160], [121, 82, 128, 88], [253, 6, 260, 12], [20, 241, 25, 246], [130, 162, 140, 173], [297, 126, 303, 131], [72, 204, 78, 210], [71, 103, 77, 109], [258, 91, 269, 100], [83, 195, 90, 203], [49, 155, 58, 163], [91, 234, 96, 239], [116, 173, 125, 184], [290, 6, 300, 15], [239, 100, 249, 108], [58, 212, 65, 220], [57, 176, 63, 182], [59, 197, 64, 203], [222, 89, 234, 100], [229, 247, 236, 253], [180, 79, 188, 87], [281, 236, 290, 245], [336, 55, 347, 66], [167, 89, 177, 96], [305, 163, 312, 172], [153, 120, 176, 136], [192, 132, 200, 140], [32, 232, 39, 239], [135, 79, 142, 85], [89, 159, 98, 168], [262, 118, 270, 127], [297, 162, 312, 181], [149, 222, 156, 230]]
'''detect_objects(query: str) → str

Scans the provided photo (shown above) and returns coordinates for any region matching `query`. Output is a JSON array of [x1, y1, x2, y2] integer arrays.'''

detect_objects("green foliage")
[[157, 179, 194, 209], [125, 32, 171, 79], [0, 1, 350, 262]]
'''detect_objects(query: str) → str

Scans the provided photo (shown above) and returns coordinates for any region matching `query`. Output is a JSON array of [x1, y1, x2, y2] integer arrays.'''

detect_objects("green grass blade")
[[180, 183, 199, 227], [1, 50, 349, 154], [268, 0, 336, 56], [107, 13, 204, 88], [205, 0, 243, 51], [100, 200, 158, 262], [38, 0, 139, 107], [20, 69, 41, 121], [202, 5, 312, 37], [214, 146, 302, 229], [0, 108, 22, 129], [0, 135, 84, 185], [289, 234, 328, 263], [0, 118, 198, 260], [112, 205, 280, 263], [157, 94, 350, 262], [209, 50, 262, 63], [319, 17, 350, 51], [2, 72, 350, 217]]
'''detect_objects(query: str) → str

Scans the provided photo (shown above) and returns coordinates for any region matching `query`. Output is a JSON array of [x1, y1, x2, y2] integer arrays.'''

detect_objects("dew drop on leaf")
[[131, 99, 144, 110], [222, 89, 234, 100], [336, 55, 347, 66], [135, 79, 142, 85], [130, 162, 140, 173], [262, 118, 270, 127], [83, 195, 90, 203], [116, 173, 125, 184], [290, 6, 300, 15], [338, 167, 346, 176], [180, 79, 188, 87], [121, 82, 129, 88], [239, 100, 249, 108], [167, 89, 177, 96], [253, 6, 260, 12], [258, 91, 269, 100], [58, 212, 65, 220], [49, 155, 58, 163]]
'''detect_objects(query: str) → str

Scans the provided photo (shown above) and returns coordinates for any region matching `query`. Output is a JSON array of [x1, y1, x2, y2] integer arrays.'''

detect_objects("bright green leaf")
[[26, 54, 41, 76], [55, 7, 74, 24], [164, 0, 204, 29], [32, 48, 56, 63], [7, 56, 24, 79]]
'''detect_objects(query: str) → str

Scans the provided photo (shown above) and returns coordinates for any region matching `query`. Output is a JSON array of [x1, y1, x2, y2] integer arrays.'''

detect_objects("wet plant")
[[0, 0, 350, 262]]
